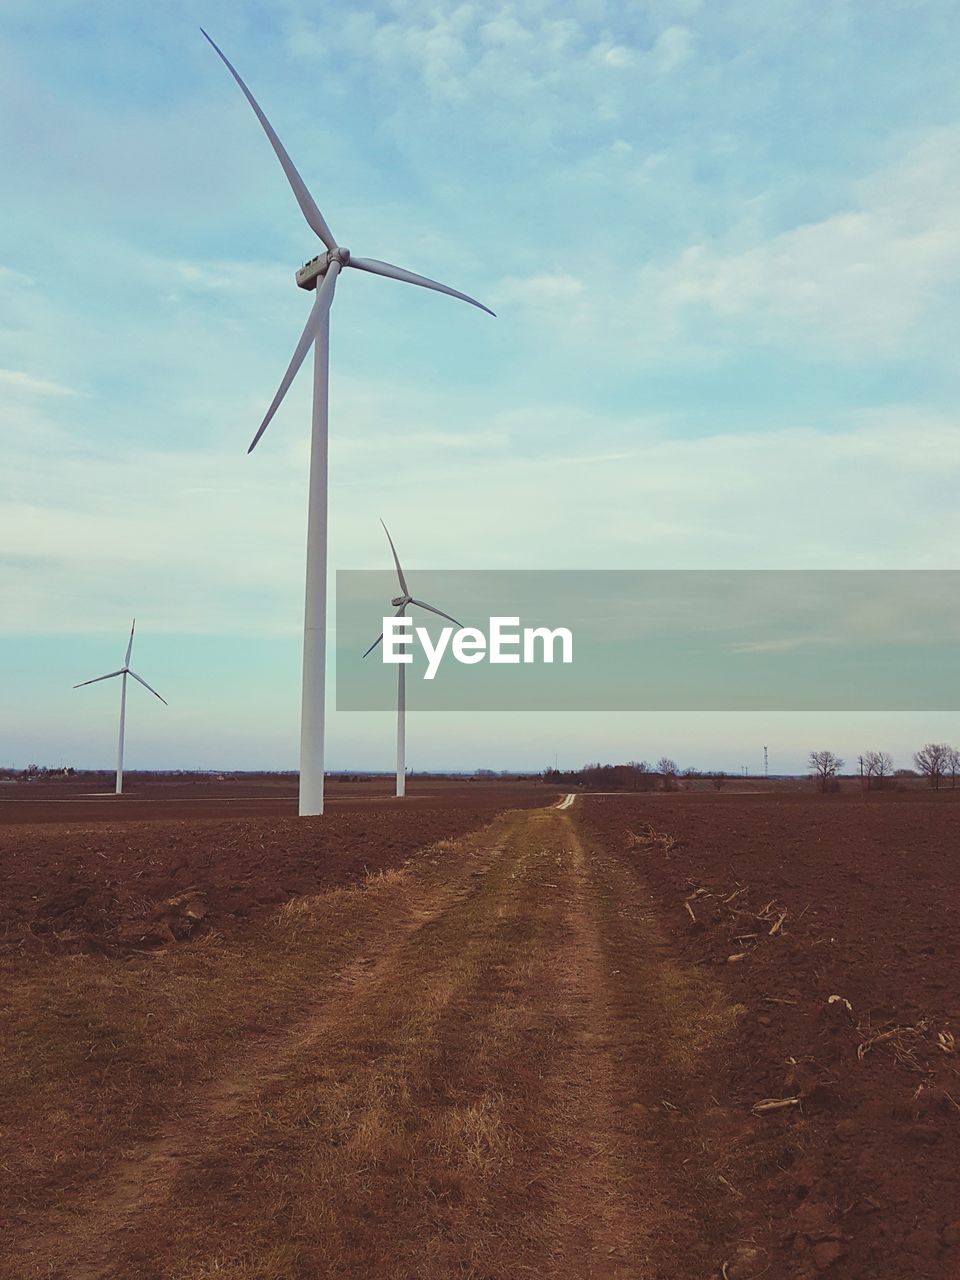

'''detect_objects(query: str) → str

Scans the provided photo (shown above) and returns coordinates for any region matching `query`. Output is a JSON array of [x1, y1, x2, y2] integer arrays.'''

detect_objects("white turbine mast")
[[73, 619, 167, 796], [202, 31, 494, 817], [363, 521, 461, 798]]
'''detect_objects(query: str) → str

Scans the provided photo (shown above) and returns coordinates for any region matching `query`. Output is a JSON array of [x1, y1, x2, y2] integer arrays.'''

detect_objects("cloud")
[[496, 273, 584, 306], [644, 127, 960, 357], [598, 44, 635, 69], [0, 264, 34, 288], [4, 394, 959, 639], [0, 369, 79, 397], [495, 126, 960, 368], [650, 25, 696, 73], [730, 637, 812, 654]]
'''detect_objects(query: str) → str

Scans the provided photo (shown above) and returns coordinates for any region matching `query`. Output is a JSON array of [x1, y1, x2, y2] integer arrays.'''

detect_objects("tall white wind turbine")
[[74, 620, 167, 796], [364, 521, 461, 798], [202, 31, 494, 817]]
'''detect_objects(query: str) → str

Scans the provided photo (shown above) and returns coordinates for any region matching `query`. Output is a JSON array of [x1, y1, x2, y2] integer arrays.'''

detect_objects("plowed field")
[[577, 789, 960, 1278], [2, 790, 956, 1278]]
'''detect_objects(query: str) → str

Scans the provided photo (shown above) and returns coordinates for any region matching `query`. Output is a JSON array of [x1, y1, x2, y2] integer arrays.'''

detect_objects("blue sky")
[[2, 0, 960, 773]]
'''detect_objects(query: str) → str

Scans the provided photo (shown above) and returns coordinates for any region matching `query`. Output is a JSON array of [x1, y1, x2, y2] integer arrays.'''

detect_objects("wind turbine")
[[363, 521, 461, 798], [74, 620, 167, 796], [201, 31, 494, 816]]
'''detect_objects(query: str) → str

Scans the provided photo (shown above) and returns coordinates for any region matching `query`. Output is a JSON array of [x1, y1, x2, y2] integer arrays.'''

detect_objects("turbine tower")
[[74, 620, 167, 796], [363, 521, 461, 798], [202, 31, 493, 816]]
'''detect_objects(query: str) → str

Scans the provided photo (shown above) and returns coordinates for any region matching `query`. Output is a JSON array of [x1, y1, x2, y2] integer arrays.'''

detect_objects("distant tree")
[[809, 750, 843, 792], [914, 743, 955, 790], [949, 748, 960, 789], [657, 756, 679, 791], [711, 771, 727, 791], [626, 761, 655, 791], [863, 750, 894, 789]]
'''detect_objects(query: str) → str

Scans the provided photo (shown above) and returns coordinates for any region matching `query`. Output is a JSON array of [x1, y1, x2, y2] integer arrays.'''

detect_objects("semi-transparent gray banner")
[[335, 570, 960, 711]]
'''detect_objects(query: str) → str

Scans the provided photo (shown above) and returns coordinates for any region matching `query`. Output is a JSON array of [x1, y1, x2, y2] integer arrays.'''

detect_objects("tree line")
[[809, 744, 959, 790], [545, 744, 960, 793], [543, 760, 727, 792]]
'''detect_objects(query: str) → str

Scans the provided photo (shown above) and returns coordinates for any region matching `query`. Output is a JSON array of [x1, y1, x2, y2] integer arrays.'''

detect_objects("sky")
[[2, 0, 960, 774]]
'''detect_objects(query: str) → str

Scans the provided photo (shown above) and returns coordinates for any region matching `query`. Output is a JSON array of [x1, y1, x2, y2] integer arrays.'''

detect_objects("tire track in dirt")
[[569, 813, 760, 1278], [9, 805, 750, 1280], [8, 825, 514, 1280], [530, 814, 674, 1277]]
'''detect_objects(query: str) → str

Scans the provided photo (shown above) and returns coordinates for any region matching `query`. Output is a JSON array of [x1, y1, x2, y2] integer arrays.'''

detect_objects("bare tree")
[[863, 750, 894, 789], [914, 743, 955, 790], [626, 761, 654, 791], [809, 750, 843, 792], [657, 756, 678, 792], [949, 748, 960, 789]]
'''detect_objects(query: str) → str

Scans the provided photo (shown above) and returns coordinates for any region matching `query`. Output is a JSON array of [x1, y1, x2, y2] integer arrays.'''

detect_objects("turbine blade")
[[362, 604, 408, 659], [348, 257, 494, 317], [201, 29, 337, 250], [74, 669, 124, 689], [362, 633, 384, 659], [409, 599, 462, 628], [248, 263, 340, 452], [124, 618, 135, 667], [128, 670, 168, 705], [380, 520, 409, 595]]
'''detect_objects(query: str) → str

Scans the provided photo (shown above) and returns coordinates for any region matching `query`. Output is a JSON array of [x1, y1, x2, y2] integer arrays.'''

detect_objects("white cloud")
[[645, 127, 960, 356], [599, 44, 635, 68], [0, 264, 34, 288], [650, 25, 696, 73], [4, 398, 958, 637], [496, 126, 960, 366], [497, 273, 584, 305], [0, 369, 79, 397]]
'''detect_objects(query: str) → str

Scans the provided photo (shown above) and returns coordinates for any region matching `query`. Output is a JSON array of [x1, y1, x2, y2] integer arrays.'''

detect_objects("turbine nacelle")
[[296, 247, 351, 291], [391, 595, 408, 609]]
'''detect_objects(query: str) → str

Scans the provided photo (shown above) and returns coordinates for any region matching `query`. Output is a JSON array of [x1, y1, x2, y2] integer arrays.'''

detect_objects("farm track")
[[5, 804, 747, 1280]]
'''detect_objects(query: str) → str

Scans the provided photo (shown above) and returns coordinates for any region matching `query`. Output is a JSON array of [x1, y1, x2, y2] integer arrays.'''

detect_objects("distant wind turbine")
[[74, 620, 167, 796], [201, 30, 494, 816], [364, 521, 461, 798]]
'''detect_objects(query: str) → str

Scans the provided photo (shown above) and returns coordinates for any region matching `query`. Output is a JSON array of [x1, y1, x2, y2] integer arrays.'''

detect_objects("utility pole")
[[764, 746, 768, 779]]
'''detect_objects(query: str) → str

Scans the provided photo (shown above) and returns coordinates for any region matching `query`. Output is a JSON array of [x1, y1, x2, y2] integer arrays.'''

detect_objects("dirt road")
[[7, 805, 751, 1280]]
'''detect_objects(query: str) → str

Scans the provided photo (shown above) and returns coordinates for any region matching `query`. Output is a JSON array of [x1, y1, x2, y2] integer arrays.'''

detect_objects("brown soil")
[[4, 791, 956, 1278], [0, 776, 546, 824], [0, 782, 548, 949], [2, 802, 750, 1279], [576, 789, 960, 1280]]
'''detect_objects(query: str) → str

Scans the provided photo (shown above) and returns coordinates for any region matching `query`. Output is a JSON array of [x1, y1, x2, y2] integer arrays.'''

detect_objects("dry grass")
[[149, 820, 564, 1280], [4, 807, 751, 1280], [0, 817, 517, 1249]]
